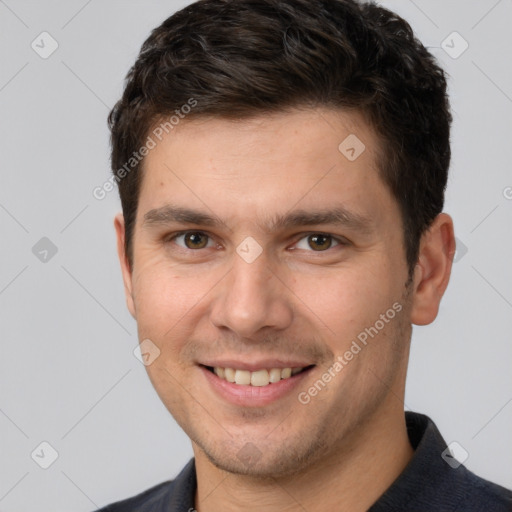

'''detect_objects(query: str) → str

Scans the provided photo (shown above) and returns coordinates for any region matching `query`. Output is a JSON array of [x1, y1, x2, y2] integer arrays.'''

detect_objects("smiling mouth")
[[202, 365, 315, 387]]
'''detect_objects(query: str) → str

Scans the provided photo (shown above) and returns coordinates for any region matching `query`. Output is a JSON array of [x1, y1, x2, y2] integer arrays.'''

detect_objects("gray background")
[[0, 1, 511, 510]]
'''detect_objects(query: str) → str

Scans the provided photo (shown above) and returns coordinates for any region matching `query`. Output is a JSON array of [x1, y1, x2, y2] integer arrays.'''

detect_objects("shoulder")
[[97, 480, 175, 512], [98, 480, 178, 512], [371, 412, 512, 512], [95, 459, 196, 512], [411, 411, 512, 511], [456, 466, 512, 512]]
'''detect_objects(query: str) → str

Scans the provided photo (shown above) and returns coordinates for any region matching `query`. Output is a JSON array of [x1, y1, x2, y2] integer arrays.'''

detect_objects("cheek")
[[130, 254, 224, 361], [296, 269, 387, 322], [292, 267, 396, 343], [130, 258, 196, 341]]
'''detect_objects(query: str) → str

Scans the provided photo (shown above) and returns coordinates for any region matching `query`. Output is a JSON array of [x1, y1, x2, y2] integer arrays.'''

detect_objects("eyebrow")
[[142, 204, 374, 235]]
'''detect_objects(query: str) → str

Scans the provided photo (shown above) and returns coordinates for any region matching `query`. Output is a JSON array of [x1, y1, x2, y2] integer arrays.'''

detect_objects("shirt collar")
[[368, 411, 457, 511]]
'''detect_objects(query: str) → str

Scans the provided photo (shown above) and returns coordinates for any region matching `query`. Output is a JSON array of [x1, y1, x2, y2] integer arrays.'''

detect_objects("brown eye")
[[307, 234, 333, 251], [183, 232, 209, 249], [165, 231, 217, 253]]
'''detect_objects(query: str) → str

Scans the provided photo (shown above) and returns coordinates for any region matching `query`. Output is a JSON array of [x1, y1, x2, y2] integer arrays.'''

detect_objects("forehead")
[[145, 108, 379, 168], [137, 108, 396, 233]]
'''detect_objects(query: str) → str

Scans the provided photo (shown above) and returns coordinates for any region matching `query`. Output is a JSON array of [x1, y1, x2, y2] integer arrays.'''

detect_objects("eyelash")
[[164, 230, 348, 254]]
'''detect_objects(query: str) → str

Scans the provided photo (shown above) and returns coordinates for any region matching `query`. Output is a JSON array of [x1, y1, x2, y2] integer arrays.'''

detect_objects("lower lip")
[[200, 365, 314, 407]]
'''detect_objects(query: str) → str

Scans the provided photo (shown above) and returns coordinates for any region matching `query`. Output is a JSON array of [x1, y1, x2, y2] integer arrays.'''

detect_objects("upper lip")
[[199, 359, 315, 371]]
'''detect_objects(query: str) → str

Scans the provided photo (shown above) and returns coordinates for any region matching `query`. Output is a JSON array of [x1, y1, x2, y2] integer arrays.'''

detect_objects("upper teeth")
[[213, 367, 304, 386]]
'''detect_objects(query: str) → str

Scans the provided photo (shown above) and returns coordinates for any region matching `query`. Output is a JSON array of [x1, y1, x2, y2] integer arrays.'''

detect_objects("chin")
[[196, 430, 331, 479]]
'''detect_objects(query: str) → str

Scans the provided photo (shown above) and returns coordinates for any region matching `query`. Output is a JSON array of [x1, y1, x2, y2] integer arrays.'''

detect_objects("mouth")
[[202, 365, 315, 387], [199, 362, 316, 407]]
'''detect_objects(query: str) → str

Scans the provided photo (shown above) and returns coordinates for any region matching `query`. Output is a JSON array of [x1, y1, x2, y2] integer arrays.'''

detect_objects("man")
[[98, 0, 512, 510]]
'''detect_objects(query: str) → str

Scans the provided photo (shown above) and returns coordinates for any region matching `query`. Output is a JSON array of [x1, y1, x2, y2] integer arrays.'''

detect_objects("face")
[[116, 108, 416, 477]]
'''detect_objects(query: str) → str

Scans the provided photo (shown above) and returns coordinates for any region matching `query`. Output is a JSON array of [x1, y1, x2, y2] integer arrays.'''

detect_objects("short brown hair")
[[108, 0, 452, 280]]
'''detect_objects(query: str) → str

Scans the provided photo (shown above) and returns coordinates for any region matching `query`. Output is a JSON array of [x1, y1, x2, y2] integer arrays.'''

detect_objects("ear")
[[410, 213, 456, 325], [114, 213, 136, 318]]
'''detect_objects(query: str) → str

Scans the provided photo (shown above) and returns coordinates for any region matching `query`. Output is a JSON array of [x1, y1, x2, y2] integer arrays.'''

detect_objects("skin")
[[114, 108, 456, 511]]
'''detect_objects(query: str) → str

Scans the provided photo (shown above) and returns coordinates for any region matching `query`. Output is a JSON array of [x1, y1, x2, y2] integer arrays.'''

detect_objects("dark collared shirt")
[[96, 412, 512, 511]]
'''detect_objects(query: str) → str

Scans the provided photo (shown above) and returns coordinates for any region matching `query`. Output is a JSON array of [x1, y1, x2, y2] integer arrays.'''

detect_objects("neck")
[[193, 403, 414, 512]]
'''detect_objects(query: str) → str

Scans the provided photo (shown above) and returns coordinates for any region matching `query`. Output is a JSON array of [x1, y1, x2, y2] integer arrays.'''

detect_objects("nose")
[[209, 248, 294, 339]]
